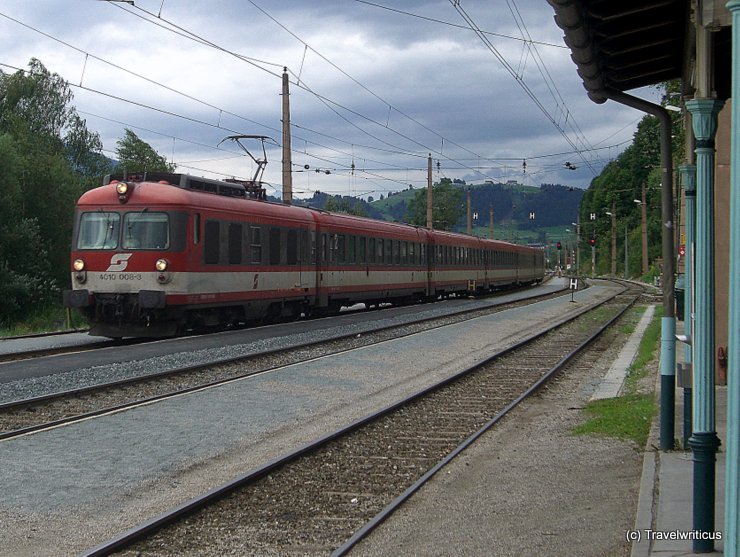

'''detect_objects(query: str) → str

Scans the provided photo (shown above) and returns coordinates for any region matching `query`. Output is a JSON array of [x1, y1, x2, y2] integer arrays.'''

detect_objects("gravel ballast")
[[1, 282, 634, 556]]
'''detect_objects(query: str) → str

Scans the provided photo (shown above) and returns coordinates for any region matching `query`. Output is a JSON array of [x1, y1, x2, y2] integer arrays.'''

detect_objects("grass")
[[0, 305, 87, 338], [572, 305, 662, 447], [623, 306, 663, 393], [573, 394, 656, 447]]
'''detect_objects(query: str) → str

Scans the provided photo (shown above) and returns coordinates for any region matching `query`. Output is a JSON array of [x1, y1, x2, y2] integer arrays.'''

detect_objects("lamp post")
[[624, 224, 630, 279], [634, 183, 650, 275], [605, 205, 617, 275]]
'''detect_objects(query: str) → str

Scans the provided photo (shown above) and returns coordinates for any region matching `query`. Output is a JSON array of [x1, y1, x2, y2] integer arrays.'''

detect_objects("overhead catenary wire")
[[111, 1, 612, 182], [354, 0, 569, 50], [448, 0, 598, 175], [110, 0, 530, 183], [0, 2, 632, 195]]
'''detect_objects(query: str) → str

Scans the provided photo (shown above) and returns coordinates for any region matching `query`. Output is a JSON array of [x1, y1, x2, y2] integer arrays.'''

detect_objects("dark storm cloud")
[[0, 0, 657, 194]]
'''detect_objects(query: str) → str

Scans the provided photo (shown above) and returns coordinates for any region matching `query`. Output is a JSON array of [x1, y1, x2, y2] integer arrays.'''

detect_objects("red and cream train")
[[64, 173, 545, 338]]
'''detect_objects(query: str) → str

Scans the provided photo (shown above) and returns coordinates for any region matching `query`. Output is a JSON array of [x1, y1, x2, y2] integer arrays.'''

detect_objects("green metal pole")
[[680, 164, 696, 449], [686, 97, 724, 553], [724, 3, 740, 555]]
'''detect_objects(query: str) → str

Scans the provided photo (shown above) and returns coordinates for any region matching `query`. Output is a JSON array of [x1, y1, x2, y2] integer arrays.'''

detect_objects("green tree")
[[405, 178, 464, 230], [577, 80, 683, 278], [115, 128, 175, 173], [324, 196, 368, 217], [0, 58, 107, 324]]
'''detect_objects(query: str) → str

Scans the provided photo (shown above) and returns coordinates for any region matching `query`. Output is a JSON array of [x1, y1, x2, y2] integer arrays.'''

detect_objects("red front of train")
[[63, 174, 318, 337]]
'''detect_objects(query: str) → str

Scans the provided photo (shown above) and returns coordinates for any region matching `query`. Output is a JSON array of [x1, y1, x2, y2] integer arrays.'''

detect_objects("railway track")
[[0, 284, 554, 365], [79, 280, 643, 556], [0, 286, 568, 440], [0, 337, 117, 364]]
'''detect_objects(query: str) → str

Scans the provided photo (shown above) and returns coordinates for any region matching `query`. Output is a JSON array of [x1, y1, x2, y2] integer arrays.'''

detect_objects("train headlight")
[[156, 258, 171, 284], [116, 181, 131, 203], [73, 259, 87, 283]]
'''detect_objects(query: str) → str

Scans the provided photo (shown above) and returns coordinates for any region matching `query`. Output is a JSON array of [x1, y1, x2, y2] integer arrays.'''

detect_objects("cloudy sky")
[[0, 0, 660, 198]]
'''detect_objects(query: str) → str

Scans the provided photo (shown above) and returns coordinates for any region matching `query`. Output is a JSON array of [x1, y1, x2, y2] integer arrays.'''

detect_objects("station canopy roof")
[[547, 0, 688, 103]]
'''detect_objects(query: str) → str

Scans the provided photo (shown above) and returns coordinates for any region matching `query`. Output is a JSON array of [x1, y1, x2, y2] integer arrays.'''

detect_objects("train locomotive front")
[[64, 176, 196, 337]]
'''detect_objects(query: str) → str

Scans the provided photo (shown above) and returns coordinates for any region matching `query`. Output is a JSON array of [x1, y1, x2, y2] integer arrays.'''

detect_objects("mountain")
[[292, 181, 583, 242]]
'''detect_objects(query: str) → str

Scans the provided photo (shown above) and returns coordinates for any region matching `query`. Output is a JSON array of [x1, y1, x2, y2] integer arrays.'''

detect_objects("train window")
[[269, 228, 281, 265], [193, 213, 201, 244], [287, 229, 298, 265], [122, 212, 169, 250], [204, 220, 220, 264], [337, 235, 346, 263], [302, 230, 311, 264], [368, 236, 375, 263], [250, 226, 262, 263], [393, 241, 400, 265], [408, 242, 414, 264], [77, 212, 120, 250], [228, 223, 242, 264], [358, 236, 366, 264], [386, 240, 393, 265], [377, 238, 383, 263], [347, 235, 356, 264], [400, 241, 407, 264]]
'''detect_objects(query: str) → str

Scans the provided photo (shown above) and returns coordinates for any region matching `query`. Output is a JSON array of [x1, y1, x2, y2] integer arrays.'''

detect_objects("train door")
[[317, 230, 329, 307], [426, 235, 436, 298]]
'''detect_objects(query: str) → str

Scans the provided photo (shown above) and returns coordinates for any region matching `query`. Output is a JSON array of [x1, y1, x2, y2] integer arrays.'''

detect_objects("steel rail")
[[0, 286, 567, 435], [79, 282, 635, 557], [332, 284, 638, 555], [0, 282, 558, 364], [0, 339, 122, 364]]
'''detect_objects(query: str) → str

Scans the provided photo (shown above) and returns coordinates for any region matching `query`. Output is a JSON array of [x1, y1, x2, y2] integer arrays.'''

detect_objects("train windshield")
[[76, 211, 170, 250], [77, 212, 120, 249], [122, 212, 170, 249]]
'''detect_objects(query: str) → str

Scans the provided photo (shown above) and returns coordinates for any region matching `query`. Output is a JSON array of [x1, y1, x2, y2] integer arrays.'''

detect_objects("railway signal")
[[589, 238, 596, 247], [556, 242, 562, 250]]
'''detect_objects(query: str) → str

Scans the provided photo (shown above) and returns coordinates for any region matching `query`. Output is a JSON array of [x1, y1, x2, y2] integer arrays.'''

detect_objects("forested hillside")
[[577, 81, 684, 277], [301, 180, 584, 235], [0, 59, 111, 324], [0, 60, 192, 327]]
